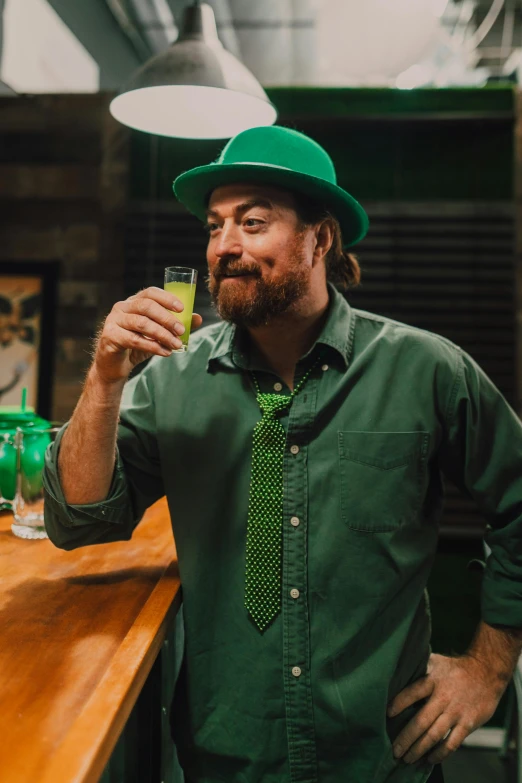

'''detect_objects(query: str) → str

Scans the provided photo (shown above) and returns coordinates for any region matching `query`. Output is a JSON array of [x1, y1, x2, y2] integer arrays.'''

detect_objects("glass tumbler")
[[12, 426, 61, 540], [164, 267, 198, 352], [0, 430, 17, 511]]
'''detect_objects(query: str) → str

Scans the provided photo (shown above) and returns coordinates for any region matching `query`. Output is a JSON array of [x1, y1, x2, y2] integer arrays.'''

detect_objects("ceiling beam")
[[46, 0, 142, 89]]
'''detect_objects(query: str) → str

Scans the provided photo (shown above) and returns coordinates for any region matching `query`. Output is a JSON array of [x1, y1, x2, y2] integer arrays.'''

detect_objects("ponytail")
[[293, 192, 362, 292]]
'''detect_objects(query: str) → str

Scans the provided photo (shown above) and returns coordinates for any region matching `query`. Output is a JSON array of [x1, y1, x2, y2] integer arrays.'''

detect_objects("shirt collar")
[[207, 282, 354, 372], [207, 319, 237, 369], [315, 282, 354, 368]]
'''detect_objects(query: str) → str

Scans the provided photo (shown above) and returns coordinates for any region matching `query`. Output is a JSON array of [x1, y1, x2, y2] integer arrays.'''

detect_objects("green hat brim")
[[173, 163, 369, 248]]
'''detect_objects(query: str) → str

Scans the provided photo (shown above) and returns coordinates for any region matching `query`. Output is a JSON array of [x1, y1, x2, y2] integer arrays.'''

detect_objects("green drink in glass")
[[164, 266, 198, 352]]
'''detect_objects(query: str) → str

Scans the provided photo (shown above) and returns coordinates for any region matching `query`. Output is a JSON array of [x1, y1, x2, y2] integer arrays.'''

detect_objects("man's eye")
[[205, 223, 219, 233], [244, 218, 263, 228]]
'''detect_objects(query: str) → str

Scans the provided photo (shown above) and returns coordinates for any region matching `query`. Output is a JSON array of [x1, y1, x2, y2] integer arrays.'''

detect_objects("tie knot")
[[256, 392, 292, 418]]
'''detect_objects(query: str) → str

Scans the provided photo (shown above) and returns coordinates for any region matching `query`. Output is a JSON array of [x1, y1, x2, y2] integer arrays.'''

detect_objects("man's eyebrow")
[[205, 198, 274, 220]]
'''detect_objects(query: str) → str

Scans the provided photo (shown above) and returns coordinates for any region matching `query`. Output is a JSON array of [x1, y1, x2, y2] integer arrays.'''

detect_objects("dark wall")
[[129, 86, 514, 202], [125, 86, 516, 542], [124, 89, 517, 729], [82, 87, 514, 735]]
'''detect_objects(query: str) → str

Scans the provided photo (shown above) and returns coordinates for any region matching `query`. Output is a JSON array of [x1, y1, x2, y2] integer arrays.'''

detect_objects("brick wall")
[[0, 93, 129, 422]]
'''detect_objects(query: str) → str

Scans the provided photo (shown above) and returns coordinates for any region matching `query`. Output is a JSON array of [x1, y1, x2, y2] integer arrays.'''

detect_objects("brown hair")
[[292, 192, 362, 291]]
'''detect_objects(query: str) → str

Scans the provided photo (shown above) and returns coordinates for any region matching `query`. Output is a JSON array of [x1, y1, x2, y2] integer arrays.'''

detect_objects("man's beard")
[[207, 247, 311, 328]]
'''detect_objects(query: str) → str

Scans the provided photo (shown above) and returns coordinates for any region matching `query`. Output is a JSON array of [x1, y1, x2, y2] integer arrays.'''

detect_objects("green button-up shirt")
[[43, 283, 522, 783]]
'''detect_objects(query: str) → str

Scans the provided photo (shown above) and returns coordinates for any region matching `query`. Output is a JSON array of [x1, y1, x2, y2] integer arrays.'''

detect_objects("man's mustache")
[[213, 261, 262, 280]]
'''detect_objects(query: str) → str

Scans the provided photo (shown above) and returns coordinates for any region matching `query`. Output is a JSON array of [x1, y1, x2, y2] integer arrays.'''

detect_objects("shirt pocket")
[[338, 431, 430, 532]]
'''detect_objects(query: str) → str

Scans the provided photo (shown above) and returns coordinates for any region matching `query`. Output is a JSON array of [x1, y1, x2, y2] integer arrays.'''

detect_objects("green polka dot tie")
[[245, 359, 320, 632]]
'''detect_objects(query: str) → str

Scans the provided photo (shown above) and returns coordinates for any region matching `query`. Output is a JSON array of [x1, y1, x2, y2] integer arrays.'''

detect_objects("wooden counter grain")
[[0, 497, 180, 783]]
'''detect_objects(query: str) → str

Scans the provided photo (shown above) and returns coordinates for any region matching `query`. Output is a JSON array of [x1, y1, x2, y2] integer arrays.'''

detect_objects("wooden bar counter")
[[0, 497, 181, 783]]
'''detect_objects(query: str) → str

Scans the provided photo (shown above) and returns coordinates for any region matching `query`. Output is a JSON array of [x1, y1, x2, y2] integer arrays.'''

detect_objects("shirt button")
[[290, 445, 300, 455], [290, 516, 300, 527], [292, 666, 302, 678], [273, 382, 283, 392], [290, 588, 300, 599], [321, 364, 329, 372]]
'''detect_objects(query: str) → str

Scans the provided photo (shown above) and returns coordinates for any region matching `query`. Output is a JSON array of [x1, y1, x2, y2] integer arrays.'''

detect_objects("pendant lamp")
[[109, 1, 277, 139]]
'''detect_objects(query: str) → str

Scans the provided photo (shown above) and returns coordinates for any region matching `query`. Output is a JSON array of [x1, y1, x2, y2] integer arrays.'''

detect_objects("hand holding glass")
[[164, 267, 198, 352]]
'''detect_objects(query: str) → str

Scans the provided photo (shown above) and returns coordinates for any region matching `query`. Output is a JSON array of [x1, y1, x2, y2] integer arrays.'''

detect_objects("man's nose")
[[213, 222, 242, 258]]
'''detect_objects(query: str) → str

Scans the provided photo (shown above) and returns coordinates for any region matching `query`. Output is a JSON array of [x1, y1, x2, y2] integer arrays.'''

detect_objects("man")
[[43, 126, 522, 783]]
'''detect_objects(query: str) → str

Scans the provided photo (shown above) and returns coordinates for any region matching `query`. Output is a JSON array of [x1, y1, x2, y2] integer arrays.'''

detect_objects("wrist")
[[87, 364, 127, 401], [464, 620, 522, 689], [463, 651, 508, 683]]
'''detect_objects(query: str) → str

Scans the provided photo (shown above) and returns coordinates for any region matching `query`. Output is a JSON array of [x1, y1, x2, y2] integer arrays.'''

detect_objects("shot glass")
[[164, 267, 198, 352], [12, 426, 61, 540]]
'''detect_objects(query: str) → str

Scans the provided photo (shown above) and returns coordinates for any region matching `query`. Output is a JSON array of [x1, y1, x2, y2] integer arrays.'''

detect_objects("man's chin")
[[210, 292, 262, 327], [209, 269, 309, 327]]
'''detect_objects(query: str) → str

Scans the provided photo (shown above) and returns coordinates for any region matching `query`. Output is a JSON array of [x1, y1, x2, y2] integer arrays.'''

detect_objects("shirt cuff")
[[481, 549, 522, 628], [43, 423, 132, 528]]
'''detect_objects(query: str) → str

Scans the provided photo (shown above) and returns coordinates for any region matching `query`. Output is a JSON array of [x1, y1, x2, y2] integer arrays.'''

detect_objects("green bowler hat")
[[173, 126, 369, 248]]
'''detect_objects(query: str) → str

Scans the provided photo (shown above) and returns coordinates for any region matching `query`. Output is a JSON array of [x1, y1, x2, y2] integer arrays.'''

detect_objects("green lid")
[[0, 405, 35, 418], [0, 407, 50, 430]]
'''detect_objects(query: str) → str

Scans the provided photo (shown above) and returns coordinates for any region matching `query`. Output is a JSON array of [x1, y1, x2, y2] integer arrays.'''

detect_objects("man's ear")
[[313, 219, 334, 263]]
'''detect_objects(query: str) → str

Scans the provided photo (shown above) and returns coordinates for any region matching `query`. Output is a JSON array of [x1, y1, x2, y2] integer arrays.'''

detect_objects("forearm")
[[464, 619, 522, 691], [58, 365, 126, 505]]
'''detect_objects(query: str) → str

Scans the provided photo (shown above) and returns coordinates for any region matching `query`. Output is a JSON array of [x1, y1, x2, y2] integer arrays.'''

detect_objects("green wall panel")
[[130, 87, 514, 204], [264, 86, 514, 118]]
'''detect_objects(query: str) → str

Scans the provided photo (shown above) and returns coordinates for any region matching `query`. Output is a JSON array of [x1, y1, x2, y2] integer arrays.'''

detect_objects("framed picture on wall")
[[0, 261, 59, 420]]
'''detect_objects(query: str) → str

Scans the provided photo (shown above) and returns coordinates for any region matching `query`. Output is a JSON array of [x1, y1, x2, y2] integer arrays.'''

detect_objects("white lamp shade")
[[109, 3, 277, 139], [110, 84, 277, 139]]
